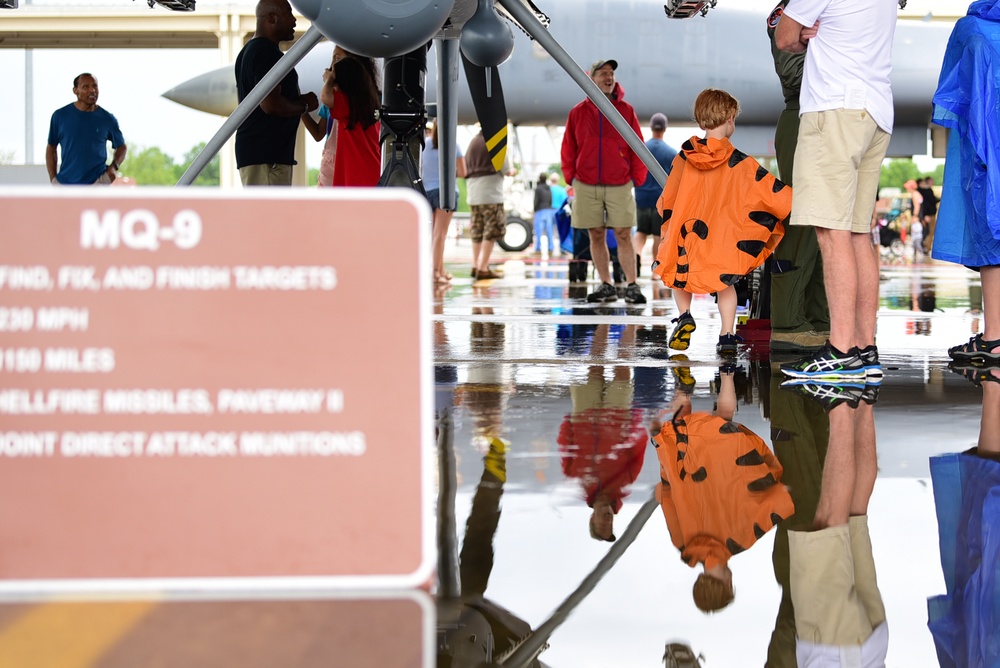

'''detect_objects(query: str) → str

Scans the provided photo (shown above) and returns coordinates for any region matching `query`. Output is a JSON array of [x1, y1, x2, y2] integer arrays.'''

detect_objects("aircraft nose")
[[162, 67, 239, 117]]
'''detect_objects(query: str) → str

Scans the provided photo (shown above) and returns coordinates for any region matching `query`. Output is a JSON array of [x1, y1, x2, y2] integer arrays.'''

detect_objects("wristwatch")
[[111, 162, 120, 171]]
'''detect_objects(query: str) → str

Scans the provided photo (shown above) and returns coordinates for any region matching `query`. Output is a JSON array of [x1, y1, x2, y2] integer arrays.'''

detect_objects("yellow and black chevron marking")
[[485, 128, 508, 173]]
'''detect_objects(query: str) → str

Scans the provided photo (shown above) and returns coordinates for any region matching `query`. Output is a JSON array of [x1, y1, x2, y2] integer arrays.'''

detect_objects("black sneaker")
[[779, 380, 865, 412], [669, 312, 696, 351], [858, 344, 883, 384], [586, 281, 619, 303], [779, 341, 866, 380], [716, 333, 744, 356], [624, 282, 647, 304]]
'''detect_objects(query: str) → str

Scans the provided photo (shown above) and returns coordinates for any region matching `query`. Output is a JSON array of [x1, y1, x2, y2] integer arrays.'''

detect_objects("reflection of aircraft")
[[165, 0, 954, 157]]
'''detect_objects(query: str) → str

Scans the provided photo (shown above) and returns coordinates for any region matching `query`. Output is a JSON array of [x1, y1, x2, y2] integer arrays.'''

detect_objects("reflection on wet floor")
[[1, 260, 994, 667], [433, 259, 999, 666]]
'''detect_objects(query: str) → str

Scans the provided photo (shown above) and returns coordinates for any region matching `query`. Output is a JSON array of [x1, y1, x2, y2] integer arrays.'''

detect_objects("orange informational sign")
[[0, 188, 433, 597]]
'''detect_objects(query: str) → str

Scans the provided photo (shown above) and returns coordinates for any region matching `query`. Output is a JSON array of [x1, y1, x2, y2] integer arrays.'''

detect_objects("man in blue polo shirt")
[[46, 73, 127, 185]]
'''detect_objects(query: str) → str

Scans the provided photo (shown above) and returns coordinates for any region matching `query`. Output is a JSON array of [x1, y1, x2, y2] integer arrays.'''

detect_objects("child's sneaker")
[[716, 333, 744, 356], [670, 354, 696, 394], [669, 312, 697, 350], [779, 341, 866, 380]]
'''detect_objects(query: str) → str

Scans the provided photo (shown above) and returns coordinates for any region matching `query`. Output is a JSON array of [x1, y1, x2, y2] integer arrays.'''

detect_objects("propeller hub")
[[459, 0, 514, 68]]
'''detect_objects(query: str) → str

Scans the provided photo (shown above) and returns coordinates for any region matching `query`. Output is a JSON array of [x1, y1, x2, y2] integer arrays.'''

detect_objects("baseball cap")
[[589, 59, 618, 76], [650, 113, 668, 130]]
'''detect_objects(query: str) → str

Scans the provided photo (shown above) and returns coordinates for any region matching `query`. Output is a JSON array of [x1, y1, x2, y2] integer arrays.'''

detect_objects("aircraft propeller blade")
[[461, 52, 508, 172]]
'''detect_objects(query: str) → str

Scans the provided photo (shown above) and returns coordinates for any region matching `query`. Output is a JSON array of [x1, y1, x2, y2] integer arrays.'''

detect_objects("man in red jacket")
[[561, 58, 648, 305]]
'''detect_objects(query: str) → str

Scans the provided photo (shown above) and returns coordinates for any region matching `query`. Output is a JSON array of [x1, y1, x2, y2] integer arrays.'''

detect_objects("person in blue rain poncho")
[[932, 0, 1000, 366], [927, 365, 1000, 668]]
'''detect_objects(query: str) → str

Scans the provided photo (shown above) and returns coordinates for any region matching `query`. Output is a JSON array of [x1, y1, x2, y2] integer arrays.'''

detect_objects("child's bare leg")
[[717, 286, 737, 336], [715, 369, 736, 420], [674, 289, 692, 315]]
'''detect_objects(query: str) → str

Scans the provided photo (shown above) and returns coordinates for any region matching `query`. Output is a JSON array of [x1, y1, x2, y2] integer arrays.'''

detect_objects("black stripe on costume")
[[748, 210, 779, 231], [737, 239, 767, 257]]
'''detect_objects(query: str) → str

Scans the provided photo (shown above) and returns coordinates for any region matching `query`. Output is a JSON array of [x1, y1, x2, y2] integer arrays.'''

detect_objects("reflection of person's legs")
[[851, 402, 877, 518], [767, 372, 829, 665], [981, 377, 1000, 455], [718, 286, 737, 337], [790, 402, 884, 650], [813, 403, 856, 529], [849, 515, 886, 629], [459, 450, 506, 598], [715, 370, 736, 421], [982, 265, 1000, 346]]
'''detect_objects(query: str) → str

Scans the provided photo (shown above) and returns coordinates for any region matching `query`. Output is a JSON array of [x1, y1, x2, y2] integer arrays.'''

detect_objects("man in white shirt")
[[776, 1, 896, 382]]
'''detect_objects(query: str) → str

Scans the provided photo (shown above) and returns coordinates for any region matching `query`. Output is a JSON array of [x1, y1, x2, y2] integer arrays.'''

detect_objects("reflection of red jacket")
[[653, 412, 794, 569], [653, 136, 791, 294], [558, 407, 647, 511], [560, 82, 647, 187]]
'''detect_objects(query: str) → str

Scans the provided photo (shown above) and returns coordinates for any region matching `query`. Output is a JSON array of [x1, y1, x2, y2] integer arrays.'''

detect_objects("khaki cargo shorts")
[[790, 109, 890, 234]]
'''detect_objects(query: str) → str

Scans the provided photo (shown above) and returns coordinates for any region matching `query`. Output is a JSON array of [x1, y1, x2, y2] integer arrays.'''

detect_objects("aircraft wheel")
[[498, 215, 532, 252]]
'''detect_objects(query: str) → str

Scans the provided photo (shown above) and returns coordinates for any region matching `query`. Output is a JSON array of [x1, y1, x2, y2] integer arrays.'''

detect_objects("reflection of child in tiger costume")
[[653, 89, 792, 356], [653, 371, 794, 613]]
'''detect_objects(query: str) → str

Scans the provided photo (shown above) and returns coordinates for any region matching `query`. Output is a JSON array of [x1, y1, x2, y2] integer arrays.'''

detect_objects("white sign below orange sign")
[[0, 187, 433, 598]]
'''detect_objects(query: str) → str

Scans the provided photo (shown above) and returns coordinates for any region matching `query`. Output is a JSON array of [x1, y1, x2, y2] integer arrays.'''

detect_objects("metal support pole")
[[500, 492, 660, 667], [436, 407, 461, 601], [495, 0, 668, 189], [176, 26, 324, 186], [436, 37, 460, 211]]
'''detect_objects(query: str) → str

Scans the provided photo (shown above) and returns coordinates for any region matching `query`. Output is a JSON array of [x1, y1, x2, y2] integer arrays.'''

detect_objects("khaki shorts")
[[789, 515, 886, 646], [571, 180, 636, 230], [790, 109, 890, 234], [240, 163, 293, 187], [470, 203, 506, 242], [571, 377, 633, 412]]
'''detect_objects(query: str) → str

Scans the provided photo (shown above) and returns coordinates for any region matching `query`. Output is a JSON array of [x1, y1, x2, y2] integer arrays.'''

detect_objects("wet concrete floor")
[[0, 252, 994, 667], [429, 252, 995, 667]]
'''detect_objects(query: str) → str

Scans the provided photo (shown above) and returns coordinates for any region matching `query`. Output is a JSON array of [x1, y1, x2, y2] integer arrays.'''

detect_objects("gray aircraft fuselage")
[[162, 0, 953, 156]]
